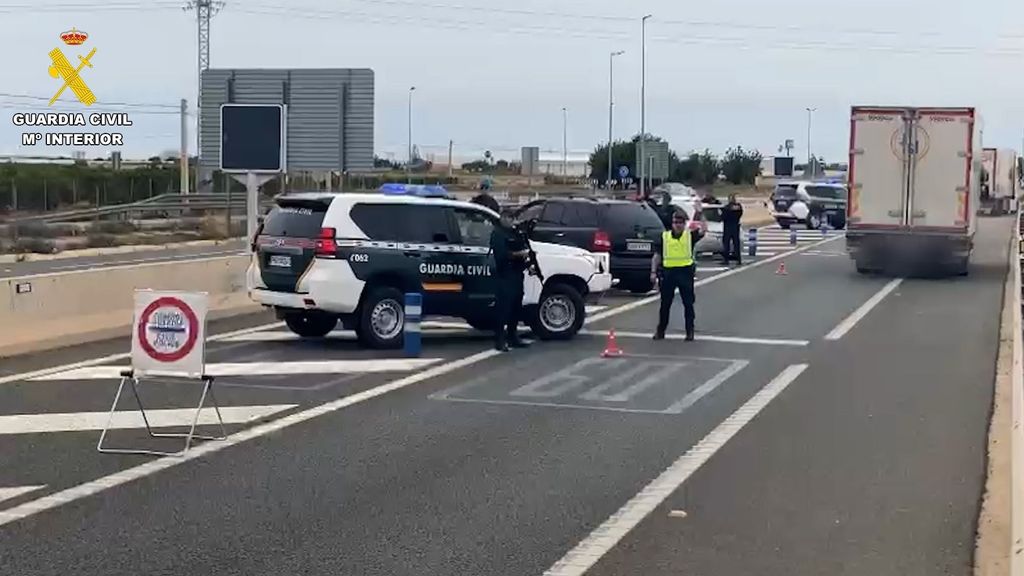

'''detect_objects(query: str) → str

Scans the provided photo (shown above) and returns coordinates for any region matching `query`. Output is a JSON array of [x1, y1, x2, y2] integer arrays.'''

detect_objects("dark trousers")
[[722, 226, 742, 263], [657, 266, 696, 336], [494, 271, 525, 346]]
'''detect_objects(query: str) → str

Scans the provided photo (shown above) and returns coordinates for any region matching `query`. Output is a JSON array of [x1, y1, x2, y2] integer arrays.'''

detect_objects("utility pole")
[[184, 0, 223, 191], [447, 139, 453, 178], [408, 86, 416, 184], [608, 50, 625, 186], [180, 98, 190, 194], [562, 107, 568, 177], [806, 107, 817, 175], [640, 14, 652, 199]]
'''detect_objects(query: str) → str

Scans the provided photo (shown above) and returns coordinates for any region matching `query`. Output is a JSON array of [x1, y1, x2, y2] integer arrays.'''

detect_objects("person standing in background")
[[721, 193, 744, 266]]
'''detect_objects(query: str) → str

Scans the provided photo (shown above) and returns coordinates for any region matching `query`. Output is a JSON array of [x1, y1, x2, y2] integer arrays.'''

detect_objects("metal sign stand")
[[97, 369, 225, 457], [230, 172, 276, 251]]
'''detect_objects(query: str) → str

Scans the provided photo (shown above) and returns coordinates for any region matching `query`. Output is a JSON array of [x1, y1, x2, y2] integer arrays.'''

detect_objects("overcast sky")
[[2, 0, 1023, 163]]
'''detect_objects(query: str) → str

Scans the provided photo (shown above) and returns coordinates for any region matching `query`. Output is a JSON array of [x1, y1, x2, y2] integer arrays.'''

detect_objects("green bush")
[[14, 238, 56, 253], [86, 234, 118, 248]]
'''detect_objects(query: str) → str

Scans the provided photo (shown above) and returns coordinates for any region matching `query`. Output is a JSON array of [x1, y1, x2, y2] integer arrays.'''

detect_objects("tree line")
[[588, 134, 763, 187]]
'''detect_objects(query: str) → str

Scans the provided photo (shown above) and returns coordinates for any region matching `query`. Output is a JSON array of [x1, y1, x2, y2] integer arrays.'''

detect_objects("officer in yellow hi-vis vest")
[[650, 208, 705, 341]]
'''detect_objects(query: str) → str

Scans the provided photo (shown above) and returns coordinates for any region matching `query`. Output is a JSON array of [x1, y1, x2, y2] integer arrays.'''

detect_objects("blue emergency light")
[[379, 183, 451, 198]]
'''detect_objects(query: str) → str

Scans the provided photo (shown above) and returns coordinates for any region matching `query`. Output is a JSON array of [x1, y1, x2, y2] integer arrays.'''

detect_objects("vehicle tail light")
[[315, 227, 337, 258], [592, 230, 612, 252]]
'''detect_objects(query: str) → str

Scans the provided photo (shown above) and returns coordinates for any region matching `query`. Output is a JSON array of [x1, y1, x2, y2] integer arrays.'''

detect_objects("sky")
[[1, 0, 1023, 165]]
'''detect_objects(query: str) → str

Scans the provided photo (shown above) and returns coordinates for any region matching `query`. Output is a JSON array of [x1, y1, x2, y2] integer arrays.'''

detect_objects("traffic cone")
[[601, 329, 624, 357], [776, 262, 788, 276]]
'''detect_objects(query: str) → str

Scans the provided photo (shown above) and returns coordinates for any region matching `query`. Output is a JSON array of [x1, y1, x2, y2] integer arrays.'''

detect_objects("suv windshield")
[[603, 203, 665, 236], [262, 203, 328, 238], [774, 184, 800, 199]]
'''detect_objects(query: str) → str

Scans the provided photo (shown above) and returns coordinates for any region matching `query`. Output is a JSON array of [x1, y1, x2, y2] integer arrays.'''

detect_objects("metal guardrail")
[[4, 193, 272, 225], [1013, 211, 1023, 576]]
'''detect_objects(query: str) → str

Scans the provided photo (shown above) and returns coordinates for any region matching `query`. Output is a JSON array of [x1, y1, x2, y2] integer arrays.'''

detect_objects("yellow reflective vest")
[[662, 230, 694, 268]]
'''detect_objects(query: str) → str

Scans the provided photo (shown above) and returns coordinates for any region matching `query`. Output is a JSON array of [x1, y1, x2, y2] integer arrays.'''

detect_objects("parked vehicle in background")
[[656, 192, 723, 256], [770, 180, 848, 230], [980, 147, 1018, 215], [514, 197, 667, 293], [845, 105, 981, 276]]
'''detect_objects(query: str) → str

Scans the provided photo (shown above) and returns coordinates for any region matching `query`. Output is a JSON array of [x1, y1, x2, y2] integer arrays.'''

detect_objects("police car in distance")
[[247, 188, 613, 348], [770, 180, 848, 230]]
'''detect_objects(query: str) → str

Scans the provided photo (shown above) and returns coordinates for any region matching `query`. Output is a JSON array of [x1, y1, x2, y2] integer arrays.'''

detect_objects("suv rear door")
[[527, 200, 600, 250], [600, 201, 666, 268], [772, 184, 801, 213], [256, 197, 331, 293]]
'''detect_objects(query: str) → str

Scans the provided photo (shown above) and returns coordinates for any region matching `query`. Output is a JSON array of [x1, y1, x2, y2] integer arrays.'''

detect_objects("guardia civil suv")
[[247, 190, 612, 348]]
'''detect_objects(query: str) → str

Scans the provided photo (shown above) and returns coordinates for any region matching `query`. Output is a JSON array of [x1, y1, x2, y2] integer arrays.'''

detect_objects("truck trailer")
[[846, 106, 981, 276], [980, 147, 1018, 215]]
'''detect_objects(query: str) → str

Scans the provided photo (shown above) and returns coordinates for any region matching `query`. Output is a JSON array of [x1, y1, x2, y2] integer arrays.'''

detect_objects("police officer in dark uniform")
[[471, 194, 531, 352], [651, 208, 705, 341]]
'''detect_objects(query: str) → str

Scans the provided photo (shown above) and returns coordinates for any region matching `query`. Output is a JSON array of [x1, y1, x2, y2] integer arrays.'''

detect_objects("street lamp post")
[[806, 107, 816, 176], [608, 50, 625, 187], [562, 107, 568, 177], [640, 14, 652, 199], [408, 86, 416, 183]]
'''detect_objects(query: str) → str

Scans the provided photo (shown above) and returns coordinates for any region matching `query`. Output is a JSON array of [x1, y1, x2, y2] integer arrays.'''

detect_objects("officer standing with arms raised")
[[651, 208, 705, 341], [721, 193, 744, 265], [472, 194, 532, 352]]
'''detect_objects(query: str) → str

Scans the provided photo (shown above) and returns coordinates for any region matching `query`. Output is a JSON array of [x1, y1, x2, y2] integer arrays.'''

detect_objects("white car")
[[247, 191, 613, 348], [664, 194, 726, 256]]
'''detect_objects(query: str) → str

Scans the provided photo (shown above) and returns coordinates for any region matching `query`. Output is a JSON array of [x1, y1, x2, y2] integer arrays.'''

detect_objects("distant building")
[[535, 152, 590, 178]]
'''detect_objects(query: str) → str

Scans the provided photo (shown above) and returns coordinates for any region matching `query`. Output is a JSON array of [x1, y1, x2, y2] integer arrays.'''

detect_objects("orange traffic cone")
[[776, 262, 788, 276], [601, 329, 624, 358]]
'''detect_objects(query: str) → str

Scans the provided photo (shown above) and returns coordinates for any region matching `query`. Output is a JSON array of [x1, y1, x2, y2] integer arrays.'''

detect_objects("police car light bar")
[[379, 183, 452, 198]]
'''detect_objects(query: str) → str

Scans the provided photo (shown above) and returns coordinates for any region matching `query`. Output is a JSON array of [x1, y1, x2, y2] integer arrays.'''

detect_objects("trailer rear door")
[[849, 108, 908, 228], [909, 109, 973, 230]]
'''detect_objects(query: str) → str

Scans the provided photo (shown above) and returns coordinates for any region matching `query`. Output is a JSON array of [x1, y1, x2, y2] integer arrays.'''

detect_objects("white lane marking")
[[0, 349, 500, 527], [587, 235, 843, 326], [47, 250, 245, 271], [579, 330, 808, 347], [0, 405, 296, 434], [696, 266, 729, 272], [824, 278, 903, 341], [7, 254, 244, 282], [543, 363, 809, 576], [219, 328, 470, 343], [0, 485, 45, 504], [30, 359, 443, 381], [0, 322, 285, 386], [664, 359, 749, 413]]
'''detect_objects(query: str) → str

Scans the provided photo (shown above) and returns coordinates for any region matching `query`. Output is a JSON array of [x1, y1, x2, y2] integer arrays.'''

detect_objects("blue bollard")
[[821, 222, 830, 237], [789, 228, 797, 245], [404, 293, 422, 358], [747, 228, 757, 257]]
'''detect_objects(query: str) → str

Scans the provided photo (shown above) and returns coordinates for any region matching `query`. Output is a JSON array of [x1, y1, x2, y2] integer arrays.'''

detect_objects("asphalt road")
[[0, 220, 1009, 575], [0, 239, 247, 279]]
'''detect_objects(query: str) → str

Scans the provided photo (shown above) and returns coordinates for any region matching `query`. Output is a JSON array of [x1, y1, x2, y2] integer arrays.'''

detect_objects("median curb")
[[0, 237, 242, 264]]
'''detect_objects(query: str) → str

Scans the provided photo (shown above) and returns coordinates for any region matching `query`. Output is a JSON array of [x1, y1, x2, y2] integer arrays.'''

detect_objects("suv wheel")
[[528, 283, 585, 340], [806, 212, 821, 230], [284, 311, 338, 338], [357, 286, 405, 349]]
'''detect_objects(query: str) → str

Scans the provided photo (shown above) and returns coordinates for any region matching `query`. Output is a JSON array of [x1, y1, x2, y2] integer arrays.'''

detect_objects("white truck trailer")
[[846, 106, 982, 276], [980, 147, 1018, 215]]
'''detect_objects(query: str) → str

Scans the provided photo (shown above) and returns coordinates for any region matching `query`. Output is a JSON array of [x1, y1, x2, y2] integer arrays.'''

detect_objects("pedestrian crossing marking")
[[29, 359, 443, 381], [0, 405, 296, 434], [0, 485, 46, 504]]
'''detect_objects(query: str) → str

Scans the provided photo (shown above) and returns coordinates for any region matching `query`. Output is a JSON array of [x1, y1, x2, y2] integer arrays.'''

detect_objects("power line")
[[0, 1, 181, 12], [232, 5, 1024, 57], [0, 93, 180, 109]]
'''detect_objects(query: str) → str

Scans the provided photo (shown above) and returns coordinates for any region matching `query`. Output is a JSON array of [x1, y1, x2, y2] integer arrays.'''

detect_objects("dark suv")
[[514, 198, 666, 293], [771, 181, 848, 230]]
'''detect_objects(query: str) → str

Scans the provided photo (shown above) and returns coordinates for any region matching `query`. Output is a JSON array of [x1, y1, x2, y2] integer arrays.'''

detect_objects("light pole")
[[608, 50, 625, 187], [562, 107, 568, 177], [408, 86, 416, 183], [640, 14, 652, 199], [806, 107, 816, 176]]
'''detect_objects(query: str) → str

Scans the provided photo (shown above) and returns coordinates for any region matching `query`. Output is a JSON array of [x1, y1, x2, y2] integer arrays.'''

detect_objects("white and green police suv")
[[247, 191, 613, 348]]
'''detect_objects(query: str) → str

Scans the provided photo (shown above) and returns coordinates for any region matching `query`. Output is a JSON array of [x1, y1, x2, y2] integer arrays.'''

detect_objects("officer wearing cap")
[[651, 208, 705, 341], [471, 194, 531, 352]]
